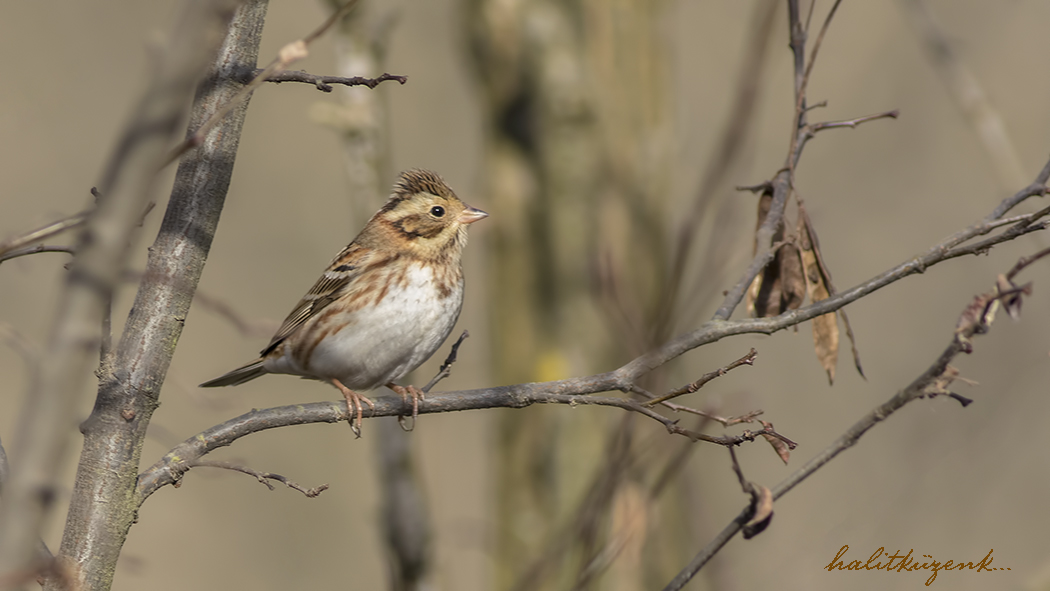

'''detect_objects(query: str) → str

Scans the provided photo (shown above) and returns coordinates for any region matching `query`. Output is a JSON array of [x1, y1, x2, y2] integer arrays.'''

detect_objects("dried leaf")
[[811, 301, 839, 383], [747, 188, 787, 318], [753, 188, 774, 245], [748, 244, 804, 318], [751, 255, 783, 317], [742, 485, 774, 539], [745, 271, 765, 317], [996, 274, 1028, 320], [798, 204, 848, 384], [779, 243, 806, 311], [759, 420, 790, 465]]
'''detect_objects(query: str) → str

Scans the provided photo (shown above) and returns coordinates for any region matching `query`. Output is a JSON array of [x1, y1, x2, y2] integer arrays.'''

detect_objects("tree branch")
[[0, 211, 89, 260], [135, 149, 1050, 505], [187, 460, 328, 497], [808, 108, 899, 133], [0, 0, 244, 586], [260, 69, 406, 92], [659, 249, 1047, 591], [714, 0, 846, 323], [47, 3, 267, 590], [643, 348, 757, 407], [0, 245, 76, 267], [654, 153, 1050, 378], [163, 0, 363, 166]]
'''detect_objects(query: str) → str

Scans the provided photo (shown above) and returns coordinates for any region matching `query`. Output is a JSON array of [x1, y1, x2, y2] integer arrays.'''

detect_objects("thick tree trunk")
[[45, 3, 268, 590]]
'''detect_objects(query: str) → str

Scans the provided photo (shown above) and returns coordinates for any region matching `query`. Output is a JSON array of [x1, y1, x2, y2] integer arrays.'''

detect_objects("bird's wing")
[[260, 243, 373, 356]]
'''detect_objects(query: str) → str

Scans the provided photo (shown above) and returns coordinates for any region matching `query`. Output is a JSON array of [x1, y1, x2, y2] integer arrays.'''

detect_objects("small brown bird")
[[200, 169, 487, 436]]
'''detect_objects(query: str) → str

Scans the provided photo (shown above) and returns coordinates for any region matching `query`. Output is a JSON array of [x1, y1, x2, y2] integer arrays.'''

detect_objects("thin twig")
[[0, 212, 89, 259], [0, 245, 76, 266], [136, 390, 791, 504], [808, 109, 899, 133], [632, 386, 764, 427], [422, 330, 469, 393], [164, 0, 363, 167], [670, 407, 764, 427], [261, 70, 406, 92], [645, 348, 757, 406], [728, 447, 749, 493], [797, 0, 843, 113], [398, 330, 470, 430], [659, 250, 1043, 591], [188, 460, 328, 497], [1006, 243, 1050, 280]]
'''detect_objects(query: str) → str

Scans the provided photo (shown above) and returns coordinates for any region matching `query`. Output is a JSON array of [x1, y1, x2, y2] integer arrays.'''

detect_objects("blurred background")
[[2, 0, 1050, 590]]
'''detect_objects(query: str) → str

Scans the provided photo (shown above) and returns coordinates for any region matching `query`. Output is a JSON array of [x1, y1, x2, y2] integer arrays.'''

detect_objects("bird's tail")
[[199, 359, 268, 388]]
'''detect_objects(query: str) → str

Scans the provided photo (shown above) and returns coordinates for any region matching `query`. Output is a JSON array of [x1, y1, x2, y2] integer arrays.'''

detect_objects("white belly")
[[265, 263, 463, 390]]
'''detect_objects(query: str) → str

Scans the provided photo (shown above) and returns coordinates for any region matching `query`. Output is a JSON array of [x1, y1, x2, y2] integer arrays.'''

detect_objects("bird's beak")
[[458, 206, 489, 225]]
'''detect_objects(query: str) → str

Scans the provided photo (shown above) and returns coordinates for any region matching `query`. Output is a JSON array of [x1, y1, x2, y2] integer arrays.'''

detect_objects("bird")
[[200, 169, 487, 436]]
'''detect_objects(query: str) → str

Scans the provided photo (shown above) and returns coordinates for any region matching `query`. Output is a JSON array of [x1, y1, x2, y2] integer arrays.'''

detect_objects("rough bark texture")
[[47, 3, 268, 590]]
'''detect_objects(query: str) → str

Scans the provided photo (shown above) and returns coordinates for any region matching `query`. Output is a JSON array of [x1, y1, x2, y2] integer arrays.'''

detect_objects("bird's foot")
[[332, 378, 375, 438], [387, 383, 425, 432]]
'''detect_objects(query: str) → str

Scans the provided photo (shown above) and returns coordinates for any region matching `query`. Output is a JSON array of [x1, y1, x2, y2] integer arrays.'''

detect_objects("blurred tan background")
[[2, 1, 1050, 590]]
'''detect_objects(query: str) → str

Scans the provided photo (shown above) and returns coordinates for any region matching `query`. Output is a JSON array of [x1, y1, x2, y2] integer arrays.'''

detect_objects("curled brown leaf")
[[759, 420, 791, 465], [742, 485, 774, 540], [799, 209, 839, 383]]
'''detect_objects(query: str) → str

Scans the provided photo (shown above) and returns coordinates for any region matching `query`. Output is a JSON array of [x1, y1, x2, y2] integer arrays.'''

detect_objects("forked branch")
[[660, 249, 1047, 591]]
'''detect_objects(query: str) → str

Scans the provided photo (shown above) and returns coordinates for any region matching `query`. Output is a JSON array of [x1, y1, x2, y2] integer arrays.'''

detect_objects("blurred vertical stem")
[[317, 3, 434, 590], [466, 1, 600, 588], [466, 0, 678, 588], [43, 3, 267, 590]]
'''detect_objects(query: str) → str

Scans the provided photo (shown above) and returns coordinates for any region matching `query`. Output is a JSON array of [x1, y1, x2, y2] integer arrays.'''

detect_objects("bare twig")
[[644, 348, 757, 406], [136, 390, 795, 504], [421, 330, 469, 393], [164, 0, 363, 167], [394, 330, 470, 431], [808, 109, 899, 133], [632, 386, 764, 427], [187, 460, 328, 497], [0, 212, 89, 259], [659, 250, 1044, 591], [796, 0, 842, 115], [723, 0, 847, 330], [670, 407, 764, 427], [728, 446, 749, 493], [260, 69, 406, 92], [0, 245, 76, 266], [714, 4, 863, 327], [784, 0, 843, 189], [1006, 244, 1050, 280]]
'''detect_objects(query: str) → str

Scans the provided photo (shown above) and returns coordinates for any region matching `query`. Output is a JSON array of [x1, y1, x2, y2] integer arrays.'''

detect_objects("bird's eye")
[[430, 205, 445, 218]]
